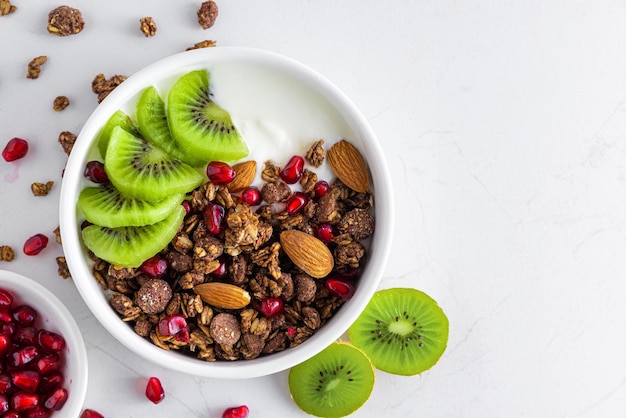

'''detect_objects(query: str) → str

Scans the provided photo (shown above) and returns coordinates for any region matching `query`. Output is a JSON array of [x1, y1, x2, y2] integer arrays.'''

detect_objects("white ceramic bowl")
[[59, 47, 393, 379], [0, 270, 88, 415]]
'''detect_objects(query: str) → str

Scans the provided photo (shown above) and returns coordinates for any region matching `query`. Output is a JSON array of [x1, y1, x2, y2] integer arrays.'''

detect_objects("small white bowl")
[[59, 47, 393, 379], [0, 270, 88, 415]]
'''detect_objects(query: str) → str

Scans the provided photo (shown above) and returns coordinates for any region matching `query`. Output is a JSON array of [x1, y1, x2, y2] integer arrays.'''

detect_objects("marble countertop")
[[1, 1, 625, 417]]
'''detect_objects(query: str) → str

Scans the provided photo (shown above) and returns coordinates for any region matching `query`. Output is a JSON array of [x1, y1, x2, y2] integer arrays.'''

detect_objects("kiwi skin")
[[288, 341, 375, 418], [348, 287, 449, 376]]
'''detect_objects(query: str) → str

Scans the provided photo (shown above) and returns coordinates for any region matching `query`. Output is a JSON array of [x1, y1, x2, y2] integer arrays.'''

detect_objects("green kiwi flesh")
[[167, 69, 249, 162], [104, 126, 204, 202], [78, 184, 184, 228], [96, 110, 136, 158], [135, 85, 204, 167], [288, 342, 375, 418], [81, 205, 186, 268], [348, 288, 449, 376]]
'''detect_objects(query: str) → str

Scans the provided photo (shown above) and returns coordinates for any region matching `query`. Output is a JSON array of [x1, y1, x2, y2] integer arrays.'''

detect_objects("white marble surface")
[[1, 1, 626, 417]]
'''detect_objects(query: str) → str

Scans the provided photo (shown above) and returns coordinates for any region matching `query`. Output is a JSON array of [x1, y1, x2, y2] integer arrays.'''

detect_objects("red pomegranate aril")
[[23, 234, 49, 256], [0, 309, 12, 323], [206, 161, 236, 185], [43, 387, 67, 411], [37, 330, 65, 353], [279, 155, 305, 184], [259, 298, 284, 318], [316, 223, 336, 243], [35, 354, 60, 375], [314, 180, 330, 199], [0, 334, 12, 355], [26, 406, 50, 418], [11, 346, 39, 368], [203, 203, 226, 235], [0, 394, 8, 414], [0, 375, 12, 394], [39, 372, 63, 394], [11, 391, 39, 412], [0, 322, 16, 336], [2, 138, 29, 162], [240, 186, 261, 206], [12, 306, 37, 327], [325, 278, 355, 301], [15, 327, 38, 346], [80, 409, 104, 418], [83, 160, 109, 184], [181, 200, 192, 214], [285, 192, 309, 215], [222, 405, 250, 418], [145, 377, 164, 404], [0, 289, 13, 307], [11, 371, 40, 393], [140, 256, 168, 278], [4, 411, 20, 418], [210, 256, 229, 279], [158, 314, 189, 343], [287, 326, 297, 337]]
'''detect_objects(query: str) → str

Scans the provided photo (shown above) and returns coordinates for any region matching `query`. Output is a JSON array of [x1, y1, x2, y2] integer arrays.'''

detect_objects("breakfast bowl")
[[0, 270, 88, 415], [59, 47, 393, 379]]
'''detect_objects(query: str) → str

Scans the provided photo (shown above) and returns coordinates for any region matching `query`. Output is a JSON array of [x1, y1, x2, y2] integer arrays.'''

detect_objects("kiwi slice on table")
[[135, 85, 204, 167], [96, 110, 136, 158], [81, 205, 186, 268], [167, 69, 249, 162], [78, 184, 184, 228], [348, 288, 449, 376], [104, 126, 204, 202], [288, 342, 375, 418]]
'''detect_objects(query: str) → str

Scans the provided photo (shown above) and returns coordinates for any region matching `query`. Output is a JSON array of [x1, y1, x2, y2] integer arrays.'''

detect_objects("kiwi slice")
[[135, 85, 204, 167], [78, 184, 184, 228], [104, 126, 204, 202], [167, 69, 249, 163], [348, 288, 449, 376], [96, 110, 136, 158], [288, 342, 375, 418], [81, 205, 185, 268]]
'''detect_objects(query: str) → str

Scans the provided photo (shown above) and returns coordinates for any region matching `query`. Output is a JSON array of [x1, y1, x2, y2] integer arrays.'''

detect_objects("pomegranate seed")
[[240, 186, 261, 206], [0, 375, 13, 394], [314, 180, 330, 199], [287, 326, 297, 337], [140, 256, 168, 278], [279, 155, 305, 184], [80, 409, 104, 418], [0, 334, 12, 355], [43, 387, 67, 411], [0, 289, 13, 307], [157, 314, 189, 343], [181, 200, 192, 214], [285, 192, 309, 215], [11, 370, 40, 393], [145, 377, 164, 404], [339, 267, 360, 280], [325, 278, 355, 301], [39, 371, 63, 394], [316, 223, 336, 243], [83, 161, 109, 184], [259, 298, 284, 318], [2, 138, 29, 162], [4, 411, 20, 418], [25, 406, 50, 418], [203, 203, 225, 235], [35, 354, 61, 374], [10, 346, 39, 368], [37, 330, 65, 353], [210, 256, 229, 279], [23, 234, 49, 256], [0, 309, 12, 323], [12, 306, 37, 326], [0, 394, 8, 414], [15, 327, 38, 346], [11, 391, 39, 412], [222, 405, 250, 418], [206, 161, 236, 185], [0, 322, 16, 336]]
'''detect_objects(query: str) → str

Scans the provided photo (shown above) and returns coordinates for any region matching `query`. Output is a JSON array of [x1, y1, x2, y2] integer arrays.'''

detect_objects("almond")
[[193, 282, 251, 309], [279, 230, 334, 279], [227, 160, 257, 192], [327, 139, 369, 193]]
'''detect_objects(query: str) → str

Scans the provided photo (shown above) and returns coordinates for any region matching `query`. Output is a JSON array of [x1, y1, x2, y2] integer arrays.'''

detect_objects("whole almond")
[[327, 139, 369, 193], [279, 230, 334, 278], [228, 160, 257, 192], [193, 282, 251, 309]]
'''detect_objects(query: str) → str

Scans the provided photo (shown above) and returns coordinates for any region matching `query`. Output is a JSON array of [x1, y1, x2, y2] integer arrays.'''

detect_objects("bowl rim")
[[0, 269, 88, 414], [59, 46, 394, 379]]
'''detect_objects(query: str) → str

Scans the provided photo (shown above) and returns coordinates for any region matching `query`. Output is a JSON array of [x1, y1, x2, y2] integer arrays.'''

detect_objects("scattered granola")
[[47, 5, 85, 36], [0, 245, 15, 262], [26, 56, 47, 79], [0, 0, 16, 16], [139, 16, 157, 37], [197, 0, 218, 30], [53, 226, 62, 244], [56, 256, 71, 279], [186, 39, 217, 51], [58, 131, 77, 156], [31, 181, 55, 197], [305, 139, 325, 167], [91, 73, 127, 103], [53, 96, 70, 111]]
